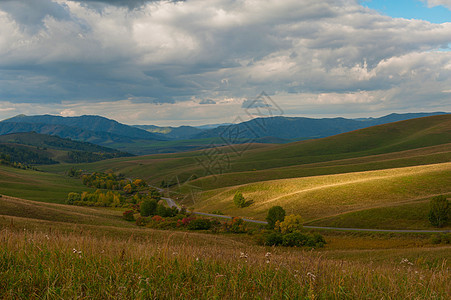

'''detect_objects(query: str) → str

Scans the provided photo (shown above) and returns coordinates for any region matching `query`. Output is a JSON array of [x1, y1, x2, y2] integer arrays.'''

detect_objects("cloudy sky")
[[0, 0, 450, 126]]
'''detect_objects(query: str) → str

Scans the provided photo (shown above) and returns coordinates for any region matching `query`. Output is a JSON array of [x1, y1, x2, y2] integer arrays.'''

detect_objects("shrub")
[[135, 216, 147, 226], [266, 206, 286, 229], [156, 204, 178, 217], [123, 210, 135, 221], [223, 217, 247, 233], [66, 192, 81, 205], [233, 191, 246, 208], [278, 214, 303, 233], [282, 231, 308, 247], [140, 199, 157, 217], [264, 232, 283, 246], [428, 195, 450, 227], [187, 218, 212, 230]]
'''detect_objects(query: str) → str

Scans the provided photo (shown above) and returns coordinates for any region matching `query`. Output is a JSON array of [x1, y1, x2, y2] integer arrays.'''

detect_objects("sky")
[[0, 0, 450, 126]]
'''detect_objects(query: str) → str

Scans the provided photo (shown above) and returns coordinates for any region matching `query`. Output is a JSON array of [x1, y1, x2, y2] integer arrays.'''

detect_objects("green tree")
[[140, 199, 157, 217], [233, 191, 246, 208], [266, 206, 286, 229], [277, 214, 303, 233], [429, 195, 450, 227], [66, 192, 81, 205]]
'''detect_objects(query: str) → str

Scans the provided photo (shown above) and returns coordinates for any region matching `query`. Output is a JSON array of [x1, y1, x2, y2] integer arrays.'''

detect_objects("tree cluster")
[[260, 206, 326, 248], [67, 190, 124, 207], [81, 172, 129, 191]]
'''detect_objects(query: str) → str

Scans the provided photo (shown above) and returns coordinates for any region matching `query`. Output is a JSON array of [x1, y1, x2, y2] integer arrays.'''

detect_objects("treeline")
[[81, 172, 129, 191], [67, 170, 160, 208], [0, 144, 57, 165], [67, 151, 129, 163], [67, 190, 124, 207]]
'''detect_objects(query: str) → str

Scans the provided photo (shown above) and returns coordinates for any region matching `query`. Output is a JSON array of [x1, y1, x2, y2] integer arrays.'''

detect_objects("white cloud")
[[0, 0, 450, 124], [423, 0, 451, 10]]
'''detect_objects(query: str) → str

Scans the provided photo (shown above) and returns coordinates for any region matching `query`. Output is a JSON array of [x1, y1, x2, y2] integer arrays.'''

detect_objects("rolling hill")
[[39, 114, 451, 194], [0, 132, 131, 164]]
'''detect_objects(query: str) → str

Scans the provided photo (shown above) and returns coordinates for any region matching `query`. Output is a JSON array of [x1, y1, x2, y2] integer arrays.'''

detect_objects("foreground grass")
[[1, 224, 450, 299]]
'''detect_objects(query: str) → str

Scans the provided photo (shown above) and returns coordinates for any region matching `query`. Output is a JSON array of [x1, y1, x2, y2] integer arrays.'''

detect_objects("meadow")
[[1, 214, 450, 299], [0, 165, 95, 203], [190, 162, 451, 227]]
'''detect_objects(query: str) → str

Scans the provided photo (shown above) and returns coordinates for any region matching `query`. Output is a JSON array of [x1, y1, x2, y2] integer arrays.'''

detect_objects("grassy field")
[[39, 115, 451, 192], [306, 199, 446, 230], [189, 162, 451, 227], [1, 216, 449, 299], [0, 195, 131, 227], [0, 165, 95, 204], [2, 115, 450, 298]]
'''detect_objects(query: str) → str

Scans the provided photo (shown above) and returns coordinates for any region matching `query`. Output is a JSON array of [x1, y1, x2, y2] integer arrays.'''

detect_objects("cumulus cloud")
[[0, 0, 450, 124], [423, 0, 451, 10]]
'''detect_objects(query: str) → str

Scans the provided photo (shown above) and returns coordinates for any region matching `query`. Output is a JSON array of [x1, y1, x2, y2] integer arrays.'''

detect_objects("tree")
[[66, 192, 81, 205], [266, 206, 286, 229], [140, 199, 157, 217], [429, 195, 450, 227], [233, 191, 246, 208], [277, 214, 303, 233]]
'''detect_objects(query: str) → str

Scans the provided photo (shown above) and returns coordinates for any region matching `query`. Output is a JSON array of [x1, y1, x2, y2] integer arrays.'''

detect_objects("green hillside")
[[0, 132, 131, 164], [41, 115, 451, 191], [191, 162, 451, 228], [0, 165, 95, 203]]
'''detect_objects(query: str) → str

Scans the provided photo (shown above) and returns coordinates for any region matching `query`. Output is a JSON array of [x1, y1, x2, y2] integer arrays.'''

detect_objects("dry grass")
[[192, 162, 451, 222], [1, 224, 449, 299]]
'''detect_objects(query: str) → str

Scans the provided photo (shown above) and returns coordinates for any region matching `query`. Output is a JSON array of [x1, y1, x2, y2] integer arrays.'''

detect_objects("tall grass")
[[1, 228, 449, 299]]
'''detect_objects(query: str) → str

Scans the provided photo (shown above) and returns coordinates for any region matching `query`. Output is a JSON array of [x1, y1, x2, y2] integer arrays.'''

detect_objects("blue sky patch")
[[360, 0, 451, 23]]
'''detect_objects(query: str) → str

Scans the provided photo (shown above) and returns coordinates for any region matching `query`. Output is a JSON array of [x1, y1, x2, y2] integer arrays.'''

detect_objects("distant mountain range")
[[0, 112, 448, 154], [192, 112, 450, 141]]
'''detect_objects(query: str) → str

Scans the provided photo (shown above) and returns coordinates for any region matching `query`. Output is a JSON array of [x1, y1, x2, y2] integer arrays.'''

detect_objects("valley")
[[1, 113, 450, 299]]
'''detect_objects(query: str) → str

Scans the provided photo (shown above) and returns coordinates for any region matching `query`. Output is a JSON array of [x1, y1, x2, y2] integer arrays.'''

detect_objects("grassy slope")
[[306, 198, 449, 230], [40, 115, 451, 192], [0, 194, 132, 227], [0, 165, 94, 203], [191, 162, 451, 227]]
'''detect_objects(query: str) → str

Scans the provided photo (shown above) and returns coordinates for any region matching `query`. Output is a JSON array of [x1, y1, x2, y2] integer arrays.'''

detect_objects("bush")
[[66, 192, 81, 205], [277, 214, 303, 233], [233, 191, 246, 208], [266, 206, 286, 229], [264, 232, 283, 246], [428, 195, 450, 227], [140, 199, 157, 217], [123, 210, 135, 221], [187, 218, 212, 230], [223, 217, 247, 233], [135, 216, 147, 226]]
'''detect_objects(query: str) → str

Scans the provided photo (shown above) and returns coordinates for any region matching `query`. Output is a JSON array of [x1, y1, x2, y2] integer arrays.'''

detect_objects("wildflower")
[[72, 248, 77, 253], [400, 258, 413, 266], [307, 272, 316, 281], [45, 234, 49, 240], [240, 252, 248, 259], [265, 252, 271, 263]]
